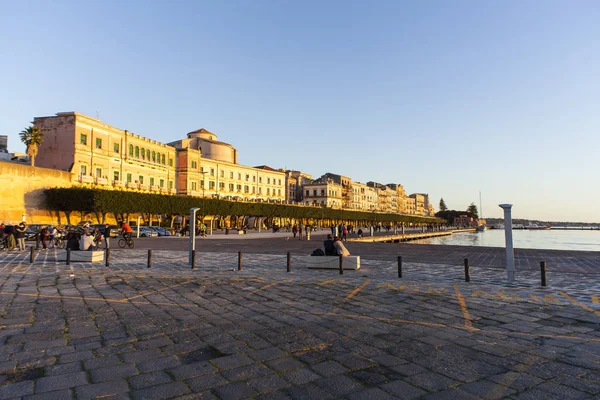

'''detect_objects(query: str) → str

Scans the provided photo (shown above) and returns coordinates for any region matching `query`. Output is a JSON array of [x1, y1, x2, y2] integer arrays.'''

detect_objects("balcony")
[[79, 175, 94, 183], [95, 177, 108, 185], [138, 183, 148, 190], [149, 185, 160, 191], [113, 180, 125, 187], [126, 182, 137, 189]]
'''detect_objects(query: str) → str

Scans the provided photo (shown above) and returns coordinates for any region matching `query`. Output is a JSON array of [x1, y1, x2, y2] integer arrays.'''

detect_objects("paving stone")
[[0, 381, 34, 398], [459, 380, 517, 399], [265, 356, 305, 372], [170, 360, 217, 380], [310, 360, 349, 377], [422, 388, 482, 400], [248, 373, 291, 393], [24, 339, 67, 351], [136, 337, 174, 350], [120, 348, 163, 363], [90, 363, 138, 383], [248, 347, 288, 361], [371, 354, 409, 367], [404, 371, 459, 391], [136, 355, 181, 373], [487, 371, 544, 391], [59, 350, 94, 364], [23, 389, 73, 400], [285, 383, 333, 400], [346, 387, 398, 400], [132, 381, 191, 400], [129, 370, 173, 390], [379, 379, 428, 399], [214, 382, 258, 400], [44, 361, 82, 376], [35, 371, 88, 393], [282, 367, 321, 385], [221, 363, 272, 382], [186, 373, 229, 392], [315, 375, 364, 396], [75, 379, 130, 400], [83, 355, 122, 370], [212, 354, 253, 371], [534, 381, 591, 399]]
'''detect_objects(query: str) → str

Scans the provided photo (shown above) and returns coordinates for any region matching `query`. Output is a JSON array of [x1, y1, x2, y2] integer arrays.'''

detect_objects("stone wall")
[[0, 161, 73, 224]]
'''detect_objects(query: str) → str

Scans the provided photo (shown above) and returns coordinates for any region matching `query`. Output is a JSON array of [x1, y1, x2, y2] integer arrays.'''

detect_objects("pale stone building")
[[280, 170, 313, 204], [303, 178, 342, 208]]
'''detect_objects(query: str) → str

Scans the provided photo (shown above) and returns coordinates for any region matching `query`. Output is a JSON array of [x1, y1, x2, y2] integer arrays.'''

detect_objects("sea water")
[[410, 229, 600, 251]]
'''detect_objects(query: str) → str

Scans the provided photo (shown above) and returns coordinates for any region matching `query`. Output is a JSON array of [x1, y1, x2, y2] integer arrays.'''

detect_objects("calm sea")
[[410, 229, 600, 251]]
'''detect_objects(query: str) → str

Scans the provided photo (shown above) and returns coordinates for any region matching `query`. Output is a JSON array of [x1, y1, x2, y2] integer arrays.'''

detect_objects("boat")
[[525, 223, 551, 230], [476, 225, 486, 232], [490, 224, 504, 229]]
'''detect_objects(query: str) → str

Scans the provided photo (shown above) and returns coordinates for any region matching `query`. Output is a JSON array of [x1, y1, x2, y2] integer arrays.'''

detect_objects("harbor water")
[[410, 229, 600, 251]]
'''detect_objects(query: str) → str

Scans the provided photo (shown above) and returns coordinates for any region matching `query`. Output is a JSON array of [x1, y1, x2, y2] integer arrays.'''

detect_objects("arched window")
[[129, 144, 133, 156], [135, 146, 139, 158], [146, 149, 150, 160], [141, 147, 145, 159], [162, 154, 166, 164], [152, 151, 156, 162]]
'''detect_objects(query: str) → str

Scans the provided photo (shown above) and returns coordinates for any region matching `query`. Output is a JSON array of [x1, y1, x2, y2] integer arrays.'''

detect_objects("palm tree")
[[19, 126, 44, 167]]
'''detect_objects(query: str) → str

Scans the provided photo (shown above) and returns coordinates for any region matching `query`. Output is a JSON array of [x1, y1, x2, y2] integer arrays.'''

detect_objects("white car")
[[138, 226, 158, 237]]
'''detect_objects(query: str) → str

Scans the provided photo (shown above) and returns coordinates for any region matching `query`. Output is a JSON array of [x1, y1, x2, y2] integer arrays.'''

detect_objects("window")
[[191, 181, 197, 190], [159, 179, 164, 188], [114, 143, 119, 153], [259, 177, 262, 183], [135, 146, 139, 158], [95, 138, 102, 149], [306, 190, 309, 197], [152, 151, 156, 162], [313, 189, 317, 196], [209, 181, 215, 189], [129, 144, 133, 156], [237, 184, 242, 192], [168, 158, 173, 166], [138, 175, 144, 184], [113, 171, 119, 181], [142, 147, 146, 159], [219, 182, 225, 190], [150, 177, 155, 186], [278, 189, 281, 196], [162, 154, 166, 164], [146, 150, 150, 160], [80, 134, 88, 145], [267, 178, 271, 184], [80, 165, 87, 176], [252, 187, 255, 193], [220, 170, 224, 178], [200, 167, 204, 173], [258, 187, 262, 194], [126, 173, 132, 183], [229, 183, 234, 192], [230, 171, 233, 179], [169, 180, 173, 189], [200, 180, 205, 188], [267, 188, 270, 195], [210, 168, 215, 177], [279, 179, 281, 185], [238, 173, 241, 180], [95, 167, 102, 177], [245, 174, 249, 181], [191, 161, 197, 169], [244, 186, 249, 193], [321, 189, 325, 196], [253, 176, 256, 182]]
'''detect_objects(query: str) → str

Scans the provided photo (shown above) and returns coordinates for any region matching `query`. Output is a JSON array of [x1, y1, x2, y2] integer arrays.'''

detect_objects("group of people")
[[1, 222, 57, 251], [322, 234, 350, 256]]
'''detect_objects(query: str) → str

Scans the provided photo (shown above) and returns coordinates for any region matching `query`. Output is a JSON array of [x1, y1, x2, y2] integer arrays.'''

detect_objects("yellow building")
[[34, 112, 286, 202]]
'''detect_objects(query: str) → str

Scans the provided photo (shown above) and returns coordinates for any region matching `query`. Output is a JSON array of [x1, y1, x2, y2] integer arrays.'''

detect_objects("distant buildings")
[[24, 112, 434, 216]]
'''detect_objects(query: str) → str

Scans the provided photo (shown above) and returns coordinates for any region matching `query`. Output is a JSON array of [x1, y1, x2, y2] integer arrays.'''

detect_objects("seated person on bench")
[[79, 232, 98, 251], [333, 236, 350, 256], [323, 234, 336, 256]]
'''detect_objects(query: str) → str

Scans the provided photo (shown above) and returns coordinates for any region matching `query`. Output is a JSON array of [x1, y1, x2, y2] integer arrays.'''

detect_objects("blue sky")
[[1, 0, 599, 222]]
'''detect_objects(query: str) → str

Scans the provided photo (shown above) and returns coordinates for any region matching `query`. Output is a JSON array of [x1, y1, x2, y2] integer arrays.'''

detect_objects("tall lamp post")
[[189, 207, 200, 265], [200, 171, 208, 229]]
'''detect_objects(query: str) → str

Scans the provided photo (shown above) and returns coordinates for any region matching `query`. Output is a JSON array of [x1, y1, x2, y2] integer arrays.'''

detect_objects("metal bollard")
[[287, 252, 291, 272], [398, 256, 402, 278], [66, 248, 71, 265], [464, 258, 470, 282], [191, 250, 196, 269], [339, 255, 344, 275], [238, 251, 242, 271], [30, 247, 34, 264], [540, 261, 547, 286], [105, 248, 110, 266], [147, 249, 152, 268]]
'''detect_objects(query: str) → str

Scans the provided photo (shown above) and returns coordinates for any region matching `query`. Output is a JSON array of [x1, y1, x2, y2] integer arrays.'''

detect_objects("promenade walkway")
[[0, 244, 599, 399]]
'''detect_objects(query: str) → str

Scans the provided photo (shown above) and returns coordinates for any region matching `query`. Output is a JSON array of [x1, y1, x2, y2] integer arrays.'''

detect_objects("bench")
[[56, 250, 105, 263], [295, 256, 360, 270]]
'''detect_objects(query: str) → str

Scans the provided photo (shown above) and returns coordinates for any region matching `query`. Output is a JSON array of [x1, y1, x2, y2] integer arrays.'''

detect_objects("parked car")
[[149, 226, 171, 236], [138, 226, 158, 237]]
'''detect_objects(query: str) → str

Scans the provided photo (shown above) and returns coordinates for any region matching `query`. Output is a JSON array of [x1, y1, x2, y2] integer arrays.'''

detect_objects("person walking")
[[292, 225, 298, 239], [39, 226, 49, 250], [104, 224, 111, 248]]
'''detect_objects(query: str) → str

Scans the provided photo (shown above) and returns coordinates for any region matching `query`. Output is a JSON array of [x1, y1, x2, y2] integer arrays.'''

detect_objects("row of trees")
[[437, 197, 479, 223], [44, 188, 444, 227]]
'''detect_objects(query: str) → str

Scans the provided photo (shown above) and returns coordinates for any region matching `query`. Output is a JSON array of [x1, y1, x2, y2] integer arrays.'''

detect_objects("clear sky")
[[1, 1, 599, 222]]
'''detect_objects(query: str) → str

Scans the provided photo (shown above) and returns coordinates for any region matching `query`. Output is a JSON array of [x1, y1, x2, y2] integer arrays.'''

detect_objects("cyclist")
[[120, 221, 133, 240]]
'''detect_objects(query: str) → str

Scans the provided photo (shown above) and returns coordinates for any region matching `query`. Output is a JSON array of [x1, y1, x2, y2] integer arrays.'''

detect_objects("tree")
[[467, 202, 479, 218], [439, 198, 447, 212], [19, 126, 44, 167]]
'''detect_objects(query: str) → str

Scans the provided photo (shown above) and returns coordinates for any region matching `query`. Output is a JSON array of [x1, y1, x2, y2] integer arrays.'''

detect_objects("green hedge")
[[44, 188, 443, 224]]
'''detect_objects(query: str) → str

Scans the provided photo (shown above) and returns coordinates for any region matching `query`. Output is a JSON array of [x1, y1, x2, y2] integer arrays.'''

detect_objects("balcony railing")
[[95, 177, 108, 185], [126, 182, 137, 189], [113, 180, 125, 187], [149, 185, 160, 191], [79, 175, 94, 183]]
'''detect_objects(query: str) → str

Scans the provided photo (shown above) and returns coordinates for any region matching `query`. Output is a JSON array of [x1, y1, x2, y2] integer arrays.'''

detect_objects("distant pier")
[[347, 229, 475, 243]]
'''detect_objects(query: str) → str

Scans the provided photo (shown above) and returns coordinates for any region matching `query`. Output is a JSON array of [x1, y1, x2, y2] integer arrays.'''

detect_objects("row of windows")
[[306, 189, 340, 197], [79, 165, 173, 189], [79, 134, 173, 166], [189, 164, 283, 185], [190, 181, 282, 196]]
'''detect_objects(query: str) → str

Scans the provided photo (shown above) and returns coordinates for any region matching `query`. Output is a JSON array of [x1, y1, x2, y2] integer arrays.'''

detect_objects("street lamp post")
[[189, 207, 200, 265], [200, 171, 208, 229]]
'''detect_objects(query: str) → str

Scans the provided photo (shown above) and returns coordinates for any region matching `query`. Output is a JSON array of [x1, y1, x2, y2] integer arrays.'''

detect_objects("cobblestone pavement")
[[0, 248, 599, 399]]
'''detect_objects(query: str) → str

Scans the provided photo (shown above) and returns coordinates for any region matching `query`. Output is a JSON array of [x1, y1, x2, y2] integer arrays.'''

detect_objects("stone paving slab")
[[0, 249, 599, 399]]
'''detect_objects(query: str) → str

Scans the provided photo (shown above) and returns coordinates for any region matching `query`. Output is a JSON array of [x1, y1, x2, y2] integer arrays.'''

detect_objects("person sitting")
[[333, 236, 350, 256], [66, 232, 80, 250], [79, 232, 97, 251], [323, 234, 336, 256]]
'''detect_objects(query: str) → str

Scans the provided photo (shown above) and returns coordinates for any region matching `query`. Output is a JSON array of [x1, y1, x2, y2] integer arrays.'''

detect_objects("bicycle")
[[118, 235, 135, 249], [52, 236, 66, 249]]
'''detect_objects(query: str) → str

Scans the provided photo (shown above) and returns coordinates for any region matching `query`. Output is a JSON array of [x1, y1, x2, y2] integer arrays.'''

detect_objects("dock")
[[347, 229, 475, 243]]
